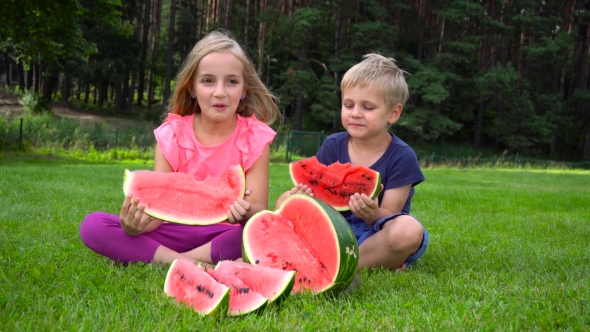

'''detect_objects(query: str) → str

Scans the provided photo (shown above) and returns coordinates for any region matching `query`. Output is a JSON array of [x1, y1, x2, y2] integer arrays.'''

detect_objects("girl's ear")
[[388, 104, 403, 125]]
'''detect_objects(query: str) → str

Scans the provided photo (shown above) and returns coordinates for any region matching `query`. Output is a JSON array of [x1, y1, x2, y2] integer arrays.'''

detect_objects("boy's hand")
[[349, 193, 379, 220], [289, 184, 314, 197], [227, 189, 252, 224]]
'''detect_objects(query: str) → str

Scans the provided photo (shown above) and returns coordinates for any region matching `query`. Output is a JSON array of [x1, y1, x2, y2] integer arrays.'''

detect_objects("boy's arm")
[[350, 184, 412, 226]]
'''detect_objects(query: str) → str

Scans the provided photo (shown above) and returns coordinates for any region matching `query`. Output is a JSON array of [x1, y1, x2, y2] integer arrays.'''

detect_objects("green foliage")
[[1, 161, 589, 330], [18, 91, 49, 114]]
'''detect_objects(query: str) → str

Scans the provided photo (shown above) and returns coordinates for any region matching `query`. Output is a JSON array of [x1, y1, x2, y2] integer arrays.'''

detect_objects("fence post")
[[286, 129, 291, 163], [19, 118, 23, 150]]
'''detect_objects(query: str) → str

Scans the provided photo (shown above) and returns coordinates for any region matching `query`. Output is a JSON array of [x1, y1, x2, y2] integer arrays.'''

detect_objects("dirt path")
[[0, 92, 153, 130]]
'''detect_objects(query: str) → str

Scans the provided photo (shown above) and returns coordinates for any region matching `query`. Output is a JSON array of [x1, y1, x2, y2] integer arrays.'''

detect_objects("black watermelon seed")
[[255, 260, 259, 264], [367, 177, 371, 180], [282, 267, 287, 270]]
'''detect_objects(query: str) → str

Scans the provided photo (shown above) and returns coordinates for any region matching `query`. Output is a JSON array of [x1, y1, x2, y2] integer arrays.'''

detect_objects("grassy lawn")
[[1, 155, 589, 330]]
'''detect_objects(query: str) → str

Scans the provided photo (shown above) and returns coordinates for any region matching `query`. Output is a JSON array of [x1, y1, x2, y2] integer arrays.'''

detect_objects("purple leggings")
[[79, 212, 244, 264]]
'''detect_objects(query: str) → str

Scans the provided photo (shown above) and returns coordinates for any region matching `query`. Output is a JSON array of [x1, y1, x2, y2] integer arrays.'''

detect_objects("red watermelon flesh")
[[242, 195, 359, 294], [289, 156, 381, 211], [214, 260, 295, 303], [123, 165, 245, 225], [205, 268, 268, 316], [164, 259, 230, 316]]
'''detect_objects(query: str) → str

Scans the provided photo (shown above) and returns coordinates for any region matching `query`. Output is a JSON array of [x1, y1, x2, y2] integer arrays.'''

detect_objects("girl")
[[80, 30, 280, 266]]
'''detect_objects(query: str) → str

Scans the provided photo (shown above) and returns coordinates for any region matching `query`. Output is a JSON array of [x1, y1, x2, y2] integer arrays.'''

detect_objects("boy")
[[276, 54, 428, 271]]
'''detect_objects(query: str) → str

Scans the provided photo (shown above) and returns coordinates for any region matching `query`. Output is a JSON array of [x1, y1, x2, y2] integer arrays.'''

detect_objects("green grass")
[[1, 155, 589, 330]]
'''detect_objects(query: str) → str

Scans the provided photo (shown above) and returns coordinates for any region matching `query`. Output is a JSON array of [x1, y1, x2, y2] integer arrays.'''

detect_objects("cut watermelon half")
[[242, 194, 359, 294], [214, 260, 295, 304], [164, 259, 230, 316], [289, 156, 381, 211], [123, 165, 246, 225]]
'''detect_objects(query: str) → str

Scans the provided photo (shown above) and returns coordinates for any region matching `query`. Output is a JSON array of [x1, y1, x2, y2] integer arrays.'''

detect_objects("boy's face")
[[341, 85, 401, 139]]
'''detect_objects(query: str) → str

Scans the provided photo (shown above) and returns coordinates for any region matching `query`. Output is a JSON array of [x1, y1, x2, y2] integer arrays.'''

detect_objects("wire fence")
[[2, 115, 590, 169]]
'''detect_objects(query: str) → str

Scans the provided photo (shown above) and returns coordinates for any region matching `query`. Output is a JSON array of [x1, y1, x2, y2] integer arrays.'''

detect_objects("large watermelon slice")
[[122, 165, 245, 225], [214, 260, 295, 304], [164, 259, 230, 316], [204, 268, 268, 316], [242, 194, 358, 294], [289, 156, 381, 211]]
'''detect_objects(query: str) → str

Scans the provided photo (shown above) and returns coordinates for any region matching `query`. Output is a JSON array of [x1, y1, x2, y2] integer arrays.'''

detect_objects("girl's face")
[[192, 51, 246, 123]]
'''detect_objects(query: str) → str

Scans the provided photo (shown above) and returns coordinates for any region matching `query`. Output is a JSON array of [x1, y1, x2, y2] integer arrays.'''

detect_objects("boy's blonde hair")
[[167, 30, 280, 125], [341, 53, 409, 110]]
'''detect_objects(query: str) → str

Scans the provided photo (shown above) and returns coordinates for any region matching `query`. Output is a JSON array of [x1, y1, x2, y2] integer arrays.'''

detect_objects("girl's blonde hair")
[[341, 53, 409, 110], [166, 30, 280, 125]]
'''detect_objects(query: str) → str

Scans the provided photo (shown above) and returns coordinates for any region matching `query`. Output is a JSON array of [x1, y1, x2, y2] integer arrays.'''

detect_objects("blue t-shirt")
[[316, 132, 425, 215]]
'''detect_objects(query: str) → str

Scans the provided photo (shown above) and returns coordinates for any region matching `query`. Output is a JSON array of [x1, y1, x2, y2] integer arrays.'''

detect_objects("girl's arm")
[[349, 184, 412, 226], [227, 144, 272, 223]]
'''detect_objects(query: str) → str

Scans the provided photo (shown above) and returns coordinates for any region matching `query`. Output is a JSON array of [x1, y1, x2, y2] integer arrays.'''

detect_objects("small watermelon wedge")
[[164, 259, 230, 316], [205, 268, 268, 316], [215, 260, 295, 304]]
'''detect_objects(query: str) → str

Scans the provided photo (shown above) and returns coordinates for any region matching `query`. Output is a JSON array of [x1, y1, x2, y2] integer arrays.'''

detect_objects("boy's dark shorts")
[[345, 212, 429, 268]]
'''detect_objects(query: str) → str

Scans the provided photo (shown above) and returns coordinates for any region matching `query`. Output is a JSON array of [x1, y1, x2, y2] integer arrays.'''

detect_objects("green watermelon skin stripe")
[[314, 198, 359, 293]]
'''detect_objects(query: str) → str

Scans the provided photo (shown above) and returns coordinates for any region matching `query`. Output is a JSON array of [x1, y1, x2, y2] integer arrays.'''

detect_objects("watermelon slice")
[[122, 165, 245, 225], [289, 156, 381, 211], [214, 260, 295, 304], [242, 194, 359, 294], [164, 259, 230, 316], [204, 268, 268, 316]]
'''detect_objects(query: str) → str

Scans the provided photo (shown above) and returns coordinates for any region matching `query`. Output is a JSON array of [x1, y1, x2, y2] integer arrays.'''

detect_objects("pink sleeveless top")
[[154, 113, 276, 180]]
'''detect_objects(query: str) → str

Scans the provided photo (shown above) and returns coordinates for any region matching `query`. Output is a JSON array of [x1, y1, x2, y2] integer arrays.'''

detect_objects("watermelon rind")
[[164, 259, 230, 317], [214, 261, 296, 304], [242, 194, 359, 294], [288, 158, 381, 211], [122, 165, 246, 225]]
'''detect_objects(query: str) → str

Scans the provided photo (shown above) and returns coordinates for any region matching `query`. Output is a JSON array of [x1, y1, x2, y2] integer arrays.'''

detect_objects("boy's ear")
[[388, 104, 403, 124]]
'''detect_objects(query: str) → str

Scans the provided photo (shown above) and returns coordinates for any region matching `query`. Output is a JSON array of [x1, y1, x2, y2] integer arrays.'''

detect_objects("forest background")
[[1, 0, 590, 162]]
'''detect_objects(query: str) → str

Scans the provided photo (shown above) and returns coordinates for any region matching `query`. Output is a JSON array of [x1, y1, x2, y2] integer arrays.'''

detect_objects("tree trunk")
[[97, 80, 109, 107], [3, 54, 10, 87], [137, 0, 151, 105], [584, 124, 590, 161], [84, 83, 90, 104], [333, 2, 343, 132], [26, 68, 33, 90], [244, 0, 250, 49], [148, 0, 162, 109], [17, 61, 25, 90], [128, 70, 137, 111], [61, 72, 69, 103], [494, 92, 503, 151], [34, 63, 41, 92], [576, 24, 590, 119], [162, 0, 177, 109], [257, 0, 267, 77], [474, 93, 484, 150], [41, 71, 59, 103], [114, 81, 126, 111]]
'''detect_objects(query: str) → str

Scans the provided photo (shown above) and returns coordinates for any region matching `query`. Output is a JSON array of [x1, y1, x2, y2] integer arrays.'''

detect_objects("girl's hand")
[[349, 193, 379, 220], [119, 194, 156, 236], [227, 189, 252, 224], [289, 183, 314, 196]]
